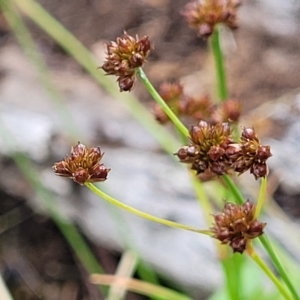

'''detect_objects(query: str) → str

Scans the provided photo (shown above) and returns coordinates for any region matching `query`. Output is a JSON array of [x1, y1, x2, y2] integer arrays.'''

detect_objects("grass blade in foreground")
[[90, 275, 193, 300]]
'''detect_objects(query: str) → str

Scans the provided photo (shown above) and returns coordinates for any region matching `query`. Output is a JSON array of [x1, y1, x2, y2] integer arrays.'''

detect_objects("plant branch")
[[85, 183, 210, 235], [137, 68, 189, 137]]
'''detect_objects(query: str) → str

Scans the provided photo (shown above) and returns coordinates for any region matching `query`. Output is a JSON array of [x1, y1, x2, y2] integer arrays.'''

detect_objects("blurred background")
[[1, 0, 300, 299]]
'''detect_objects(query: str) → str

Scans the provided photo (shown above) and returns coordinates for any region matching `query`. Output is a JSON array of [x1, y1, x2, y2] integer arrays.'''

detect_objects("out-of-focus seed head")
[[52, 142, 110, 185], [153, 82, 183, 123], [211, 99, 241, 124], [101, 32, 152, 92], [181, 0, 241, 38], [159, 82, 183, 102], [211, 200, 266, 253], [180, 95, 214, 121], [153, 86, 216, 125]]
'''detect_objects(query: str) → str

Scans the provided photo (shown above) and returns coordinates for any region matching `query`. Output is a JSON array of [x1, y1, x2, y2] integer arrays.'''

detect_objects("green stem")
[[137, 68, 189, 137], [255, 177, 267, 218], [221, 254, 243, 300], [85, 183, 210, 235], [210, 26, 227, 101], [259, 235, 300, 300], [222, 174, 244, 205], [248, 246, 292, 300]]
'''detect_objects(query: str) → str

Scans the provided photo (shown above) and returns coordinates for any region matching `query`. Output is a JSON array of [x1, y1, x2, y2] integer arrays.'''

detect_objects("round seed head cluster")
[[101, 32, 152, 91], [211, 200, 266, 253], [175, 121, 272, 179], [53, 142, 110, 185], [181, 0, 241, 38]]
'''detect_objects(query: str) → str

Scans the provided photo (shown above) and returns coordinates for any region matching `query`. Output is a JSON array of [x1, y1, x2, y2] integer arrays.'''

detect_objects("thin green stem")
[[248, 246, 292, 300], [85, 183, 210, 235], [137, 68, 189, 137], [259, 235, 300, 300], [255, 177, 267, 218], [222, 174, 244, 205], [210, 26, 227, 101]]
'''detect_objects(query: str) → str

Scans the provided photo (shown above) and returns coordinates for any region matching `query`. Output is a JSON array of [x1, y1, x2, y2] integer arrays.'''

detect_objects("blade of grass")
[[259, 235, 300, 300], [106, 250, 138, 300], [90, 275, 193, 300], [221, 254, 243, 300], [247, 245, 292, 300]]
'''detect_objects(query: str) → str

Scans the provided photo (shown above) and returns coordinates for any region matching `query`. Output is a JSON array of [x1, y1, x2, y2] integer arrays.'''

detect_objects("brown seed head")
[[211, 99, 241, 124], [211, 200, 266, 253], [175, 120, 234, 175], [181, 0, 241, 38], [153, 84, 214, 124], [153, 82, 183, 123], [228, 127, 272, 179], [52, 142, 110, 185], [101, 32, 152, 91]]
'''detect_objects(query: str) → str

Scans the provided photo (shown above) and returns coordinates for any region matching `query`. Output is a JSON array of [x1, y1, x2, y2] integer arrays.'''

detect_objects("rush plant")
[[1, 0, 300, 299]]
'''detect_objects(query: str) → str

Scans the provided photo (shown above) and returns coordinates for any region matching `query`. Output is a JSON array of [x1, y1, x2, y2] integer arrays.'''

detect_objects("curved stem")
[[85, 183, 211, 235], [259, 235, 300, 300], [247, 244, 292, 300], [255, 176, 267, 218], [137, 68, 189, 137], [210, 26, 227, 101], [222, 174, 244, 205]]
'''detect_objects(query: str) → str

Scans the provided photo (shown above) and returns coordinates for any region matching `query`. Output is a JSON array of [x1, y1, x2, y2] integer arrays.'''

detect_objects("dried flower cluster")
[[227, 128, 272, 179], [153, 82, 241, 124], [175, 121, 272, 179], [181, 0, 241, 38], [211, 201, 266, 253], [101, 32, 152, 91], [53, 142, 110, 185]]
